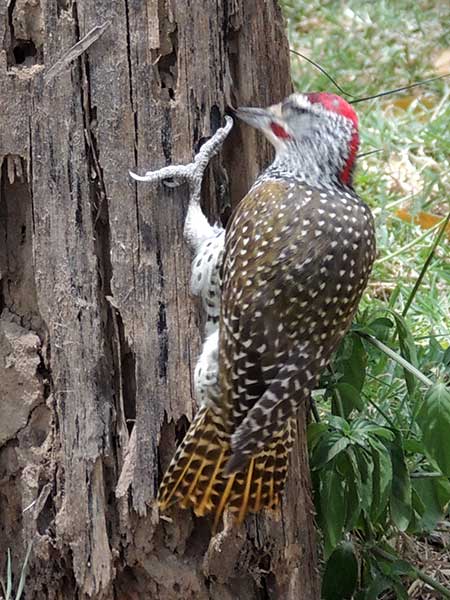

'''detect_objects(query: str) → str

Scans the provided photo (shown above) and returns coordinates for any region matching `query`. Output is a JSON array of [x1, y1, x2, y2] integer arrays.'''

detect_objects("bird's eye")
[[270, 123, 291, 139], [293, 107, 308, 115], [282, 100, 309, 116]]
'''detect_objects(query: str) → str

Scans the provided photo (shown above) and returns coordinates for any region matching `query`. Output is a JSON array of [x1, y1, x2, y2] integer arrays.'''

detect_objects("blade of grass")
[[375, 217, 445, 265], [371, 191, 422, 217], [358, 333, 433, 387], [414, 332, 449, 340], [15, 542, 32, 600], [6, 549, 12, 600], [402, 211, 450, 316], [410, 471, 444, 478]]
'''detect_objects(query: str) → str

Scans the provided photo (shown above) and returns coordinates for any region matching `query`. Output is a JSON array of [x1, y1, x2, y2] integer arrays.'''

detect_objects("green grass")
[[281, 3, 450, 597], [282, 0, 450, 339], [0, 544, 32, 600]]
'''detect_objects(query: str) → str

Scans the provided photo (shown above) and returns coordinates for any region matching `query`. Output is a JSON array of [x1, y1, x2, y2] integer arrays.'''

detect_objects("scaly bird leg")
[[129, 115, 234, 252], [130, 116, 233, 404]]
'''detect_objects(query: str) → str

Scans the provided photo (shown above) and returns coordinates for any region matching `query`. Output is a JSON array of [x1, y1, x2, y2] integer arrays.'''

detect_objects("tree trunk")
[[0, 1, 319, 598]]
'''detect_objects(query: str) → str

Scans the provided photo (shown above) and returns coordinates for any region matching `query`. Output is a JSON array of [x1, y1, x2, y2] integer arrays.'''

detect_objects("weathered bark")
[[0, 1, 319, 598]]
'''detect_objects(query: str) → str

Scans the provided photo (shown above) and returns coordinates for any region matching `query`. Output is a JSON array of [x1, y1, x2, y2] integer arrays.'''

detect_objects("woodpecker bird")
[[158, 92, 376, 527]]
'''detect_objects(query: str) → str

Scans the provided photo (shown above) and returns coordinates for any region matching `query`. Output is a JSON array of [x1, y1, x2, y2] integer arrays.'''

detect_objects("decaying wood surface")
[[0, 1, 320, 598]]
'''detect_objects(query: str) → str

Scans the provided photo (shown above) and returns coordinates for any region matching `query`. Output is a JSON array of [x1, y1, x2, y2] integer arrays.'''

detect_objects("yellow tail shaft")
[[158, 407, 295, 527]]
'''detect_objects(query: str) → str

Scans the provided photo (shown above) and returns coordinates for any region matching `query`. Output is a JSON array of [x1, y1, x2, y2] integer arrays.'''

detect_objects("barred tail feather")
[[158, 406, 224, 511], [227, 417, 296, 520], [158, 409, 295, 528]]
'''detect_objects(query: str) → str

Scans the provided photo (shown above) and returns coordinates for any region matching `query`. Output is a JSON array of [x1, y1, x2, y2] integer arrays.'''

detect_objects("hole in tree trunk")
[[7, 0, 44, 69], [12, 39, 37, 64]]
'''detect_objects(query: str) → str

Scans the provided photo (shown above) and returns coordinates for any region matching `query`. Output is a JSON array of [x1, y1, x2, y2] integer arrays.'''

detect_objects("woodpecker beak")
[[234, 107, 274, 130], [235, 103, 291, 149]]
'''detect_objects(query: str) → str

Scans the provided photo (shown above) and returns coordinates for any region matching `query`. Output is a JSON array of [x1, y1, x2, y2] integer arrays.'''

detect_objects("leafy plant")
[[280, 1, 450, 595], [310, 318, 450, 598]]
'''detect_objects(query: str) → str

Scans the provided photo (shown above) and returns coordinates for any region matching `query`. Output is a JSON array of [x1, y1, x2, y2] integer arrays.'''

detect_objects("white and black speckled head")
[[236, 92, 360, 188]]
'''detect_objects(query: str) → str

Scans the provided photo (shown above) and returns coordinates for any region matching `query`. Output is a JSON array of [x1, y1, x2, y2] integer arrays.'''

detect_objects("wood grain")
[[0, 1, 319, 597]]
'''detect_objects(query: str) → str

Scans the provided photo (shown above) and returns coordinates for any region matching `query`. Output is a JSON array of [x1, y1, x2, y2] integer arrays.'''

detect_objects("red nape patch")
[[270, 122, 291, 139], [340, 130, 359, 185], [306, 92, 359, 184]]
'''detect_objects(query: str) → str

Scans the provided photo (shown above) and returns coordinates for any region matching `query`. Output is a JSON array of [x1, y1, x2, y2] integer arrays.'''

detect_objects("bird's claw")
[[129, 116, 234, 190], [162, 178, 182, 188]]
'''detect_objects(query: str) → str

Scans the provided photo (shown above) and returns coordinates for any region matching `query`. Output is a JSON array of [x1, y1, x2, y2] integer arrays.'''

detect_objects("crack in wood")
[[0, 0, 320, 596], [157, 301, 169, 380]]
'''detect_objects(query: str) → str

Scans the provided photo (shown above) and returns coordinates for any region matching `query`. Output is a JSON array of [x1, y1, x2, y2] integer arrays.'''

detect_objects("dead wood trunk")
[[0, 1, 320, 598]]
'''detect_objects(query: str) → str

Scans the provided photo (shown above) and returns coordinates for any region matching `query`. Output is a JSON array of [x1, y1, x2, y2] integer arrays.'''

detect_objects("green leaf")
[[443, 346, 450, 367], [370, 551, 412, 600], [370, 437, 393, 520], [380, 556, 415, 578], [345, 475, 362, 531], [413, 476, 450, 532], [311, 431, 344, 469], [390, 311, 419, 366], [403, 437, 426, 454], [341, 450, 362, 530], [341, 334, 367, 391], [410, 487, 426, 532], [391, 581, 410, 600], [333, 382, 364, 418], [417, 383, 450, 476], [352, 419, 395, 442], [320, 468, 346, 558], [390, 311, 419, 395], [389, 435, 412, 530], [371, 428, 395, 441], [326, 437, 351, 464], [435, 475, 450, 507], [328, 415, 350, 432], [307, 422, 328, 450], [422, 335, 446, 367], [364, 575, 393, 600], [355, 448, 374, 515], [377, 557, 413, 600], [368, 316, 394, 340], [322, 542, 358, 600]]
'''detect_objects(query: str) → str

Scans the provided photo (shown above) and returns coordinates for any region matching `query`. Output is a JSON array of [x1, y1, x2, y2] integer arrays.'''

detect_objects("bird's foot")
[[129, 116, 234, 200]]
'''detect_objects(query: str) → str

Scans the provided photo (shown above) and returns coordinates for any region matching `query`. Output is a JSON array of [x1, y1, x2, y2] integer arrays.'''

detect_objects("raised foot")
[[129, 116, 234, 199]]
